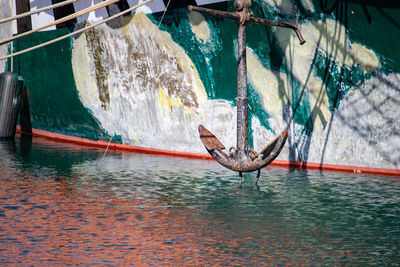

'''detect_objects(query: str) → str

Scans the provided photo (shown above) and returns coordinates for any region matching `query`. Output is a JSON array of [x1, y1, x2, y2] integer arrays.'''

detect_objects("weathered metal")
[[188, 5, 305, 45], [190, 0, 305, 183]]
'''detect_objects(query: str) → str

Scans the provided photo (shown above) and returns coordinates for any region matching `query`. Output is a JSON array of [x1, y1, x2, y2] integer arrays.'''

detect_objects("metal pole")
[[236, 24, 248, 154]]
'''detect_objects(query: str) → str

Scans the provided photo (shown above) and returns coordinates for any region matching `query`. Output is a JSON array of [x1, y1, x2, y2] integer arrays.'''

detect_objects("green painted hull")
[[2, 0, 400, 170]]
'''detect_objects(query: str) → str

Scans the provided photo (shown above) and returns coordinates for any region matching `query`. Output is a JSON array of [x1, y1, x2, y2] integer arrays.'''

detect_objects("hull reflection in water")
[[0, 136, 399, 265]]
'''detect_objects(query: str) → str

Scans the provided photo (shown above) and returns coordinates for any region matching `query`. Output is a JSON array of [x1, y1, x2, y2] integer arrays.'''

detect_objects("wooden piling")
[[0, 72, 23, 138]]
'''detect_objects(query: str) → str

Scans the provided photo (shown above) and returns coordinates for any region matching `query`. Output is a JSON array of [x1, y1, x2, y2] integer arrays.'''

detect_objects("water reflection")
[[0, 136, 399, 265]]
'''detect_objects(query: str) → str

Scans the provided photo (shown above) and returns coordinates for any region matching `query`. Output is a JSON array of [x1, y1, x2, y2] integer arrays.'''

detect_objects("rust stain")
[[85, 27, 110, 110]]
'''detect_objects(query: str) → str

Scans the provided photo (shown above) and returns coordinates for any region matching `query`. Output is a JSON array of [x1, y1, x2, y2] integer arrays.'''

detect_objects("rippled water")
[[0, 136, 399, 265]]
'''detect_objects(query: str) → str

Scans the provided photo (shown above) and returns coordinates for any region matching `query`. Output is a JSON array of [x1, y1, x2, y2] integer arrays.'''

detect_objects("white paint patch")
[[188, 11, 210, 43], [307, 19, 380, 72], [275, 18, 381, 131], [30, 0, 55, 31], [275, 22, 330, 130], [70, 33, 98, 109], [71, 13, 236, 153], [246, 47, 291, 123], [303, 72, 400, 169], [351, 43, 381, 73], [256, 72, 400, 169], [309, 19, 353, 66]]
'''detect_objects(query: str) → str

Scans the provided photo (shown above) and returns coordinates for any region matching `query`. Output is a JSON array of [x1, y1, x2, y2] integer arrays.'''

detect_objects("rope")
[[0, 0, 154, 62], [0, 0, 81, 25], [0, 0, 119, 46], [157, 0, 171, 28]]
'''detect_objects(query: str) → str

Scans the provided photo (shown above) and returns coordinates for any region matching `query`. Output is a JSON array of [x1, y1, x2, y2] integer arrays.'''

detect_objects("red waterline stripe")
[[271, 160, 400, 177], [16, 127, 400, 177], [16, 126, 214, 160]]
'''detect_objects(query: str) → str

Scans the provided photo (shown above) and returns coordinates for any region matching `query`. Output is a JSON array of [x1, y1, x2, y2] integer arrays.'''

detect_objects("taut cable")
[[0, 0, 154, 62]]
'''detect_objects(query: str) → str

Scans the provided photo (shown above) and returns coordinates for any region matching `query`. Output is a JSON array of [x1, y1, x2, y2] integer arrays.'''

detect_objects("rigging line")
[[157, 0, 171, 29], [102, 135, 114, 160], [0, 0, 81, 25], [0, 0, 154, 62], [101, 111, 126, 159], [143, 0, 170, 72], [0, 0, 120, 47]]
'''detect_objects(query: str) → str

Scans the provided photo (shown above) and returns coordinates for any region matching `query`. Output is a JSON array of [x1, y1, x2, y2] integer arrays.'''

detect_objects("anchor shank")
[[237, 24, 248, 153]]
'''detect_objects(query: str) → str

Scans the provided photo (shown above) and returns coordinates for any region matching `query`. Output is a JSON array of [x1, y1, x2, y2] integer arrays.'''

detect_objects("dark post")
[[51, 0, 77, 29], [19, 85, 32, 134], [15, 0, 32, 34], [0, 73, 24, 138], [15, 0, 32, 135]]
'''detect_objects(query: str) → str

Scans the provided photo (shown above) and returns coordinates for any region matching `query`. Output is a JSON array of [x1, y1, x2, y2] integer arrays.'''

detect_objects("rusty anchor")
[[189, 0, 305, 184]]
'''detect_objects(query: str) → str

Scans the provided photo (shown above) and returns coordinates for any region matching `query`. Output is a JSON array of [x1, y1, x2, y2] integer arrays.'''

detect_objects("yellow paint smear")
[[158, 87, 182, 113]]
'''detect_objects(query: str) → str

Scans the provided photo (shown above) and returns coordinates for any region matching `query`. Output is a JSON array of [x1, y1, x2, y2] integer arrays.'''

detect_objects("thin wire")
[[158, 0, 171, 29], [102, 135, 114, 159], [101, 113, 125, 159], [143, 0, 170, 74], [0, 0, 119, 46], [0, 0, 154, 62]]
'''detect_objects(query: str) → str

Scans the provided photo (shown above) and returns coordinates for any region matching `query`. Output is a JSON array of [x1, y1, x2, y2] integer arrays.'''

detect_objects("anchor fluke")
[[198, 125, 288, 173], [199, 124, 225, 151], [258, 130, 288, 159]]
